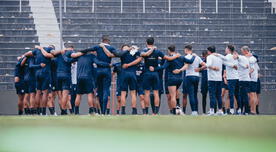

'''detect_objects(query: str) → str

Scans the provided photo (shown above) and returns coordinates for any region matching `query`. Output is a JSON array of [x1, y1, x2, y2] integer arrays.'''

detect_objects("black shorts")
[[222, 82, 229, 90], [76, 78, 94, 94], [15, 81, 25, 95], [70, 84, 77, 95], [167, 77, 182, 88], [24, 80, 36, 93], [256, 78, 261, 94], [249, 81, 258, 93], [56, 77, 71, 91], [143, 72, 160, 90], [121, 71, 137, 91], [36, 74, 50, 91]]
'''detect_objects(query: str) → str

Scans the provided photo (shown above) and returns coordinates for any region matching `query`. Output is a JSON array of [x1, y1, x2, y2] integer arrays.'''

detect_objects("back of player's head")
[[241, 46, 250, 52], [227, 45, 235, 53], [121, 44, 130, 50], [202, 50, 208, 57], [48, 44, 55, 50], [207, 45, 216, 53], [102, 35, 110, 43], [168, 45, 176, 52], [184, 45, 192, 51], [146, 37, 154, 45]]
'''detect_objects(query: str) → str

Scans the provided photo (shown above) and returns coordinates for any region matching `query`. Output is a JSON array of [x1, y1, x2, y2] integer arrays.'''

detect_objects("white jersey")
[[71, 62, 77, 84], [206, 54, 223, 81], [237, 55, 250, 81], [218, 53, 239, 80], [247, 56, 259, 82], [185, 54, 203, 77]]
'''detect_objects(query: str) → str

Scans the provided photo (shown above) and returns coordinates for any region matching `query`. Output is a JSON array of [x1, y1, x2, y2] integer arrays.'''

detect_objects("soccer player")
[[22, 45, 55, 115], [221, 66, 230, 114], [243, 47, 258, 114], [79, 35, 125, 114], [173, 45, 203, 115], [214, 45, 239, 114], [199, 51, 208, 114], [141, 38, 181, 115], [100, 44, 142, 115], [70, 50, 111, 115], [205, 46, 224, 115], [52, 46, 77, 115], [236, 47, 251, 114], [47, 57, 58, 115], [14, 56, 25, 115], [112, 62, 122, 115], [21, 56, 42, 115]]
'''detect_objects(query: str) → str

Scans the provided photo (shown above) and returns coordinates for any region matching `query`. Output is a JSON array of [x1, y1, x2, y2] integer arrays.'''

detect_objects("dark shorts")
[[143, 72, 160, 90], [15, 81, 25, 95], [167, 77, 182, 88], [182, 77, 188, 94], [24, 80, 36, 93], [36, 74, 50, 91], [121, 71, 137, 91], [76, 78, 94, 94], [249, 81, 258, 93], [137, 78, 144, 95], [256, 78, 261, 94], [222, 82, 229, 90], [56, 77, 71, 91]]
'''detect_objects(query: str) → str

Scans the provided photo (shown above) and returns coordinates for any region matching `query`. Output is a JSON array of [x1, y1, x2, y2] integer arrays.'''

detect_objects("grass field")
[[0, 115, 276, 152]]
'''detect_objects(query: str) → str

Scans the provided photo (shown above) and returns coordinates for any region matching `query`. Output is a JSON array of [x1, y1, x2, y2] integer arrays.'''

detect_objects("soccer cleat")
[[216, 110, 224, 116], [236, 108, 242, 115], [230, 109, 235, 115], [207, 109, 215, 116], [191, 111, 198, 116], [176, 106, 181, 115]]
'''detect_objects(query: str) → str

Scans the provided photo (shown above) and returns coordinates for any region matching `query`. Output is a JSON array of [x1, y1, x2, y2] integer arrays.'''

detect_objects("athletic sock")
[[170, 109, 173, 114], [37, 107, 41, 115], [75, 106, 79, 115], [68, 109, 73, 114], [176, 99, 180, 107], [182, 106, 186, 114], [24, 108, 28, 115], [121, 106, 126, 115], [155, 106, 160, 114], [172, 108, 176, 115], [142, 108, 146, 114], [89, 107, 95, 114], [256, 105, 259, 115], [145, 107, 149, 114], [42, 107, 46, 115], [106, 108, 110, 115], [226, 109, 230, 114], [49, 107, 55, 115], [18, 110, 23, 115], [116, 110, 120, 115], [32, 108, 37, 114], [222, 107, 226, 114], [132, 108, 137, 115]]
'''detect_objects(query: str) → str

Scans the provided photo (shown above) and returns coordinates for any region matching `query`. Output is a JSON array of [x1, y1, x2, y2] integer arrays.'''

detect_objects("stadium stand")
[[0, 0, 276, 91]]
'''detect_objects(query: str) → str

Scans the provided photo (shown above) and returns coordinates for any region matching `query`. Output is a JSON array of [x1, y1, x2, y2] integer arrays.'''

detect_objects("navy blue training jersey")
[[23, 57, 38, 81], [56, 50, 76, 78], [91, 45, 116, 66], [77, 53, 110, 79], [120, 51, 141, 72], [14, 58, 24, 79], [142, 48, 165, 72], [166, 56, 195, 78], [32, 47, 53, 77]]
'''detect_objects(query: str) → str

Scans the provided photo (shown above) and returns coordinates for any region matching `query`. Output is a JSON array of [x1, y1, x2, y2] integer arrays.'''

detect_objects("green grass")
[[0, 115, 276, 152]]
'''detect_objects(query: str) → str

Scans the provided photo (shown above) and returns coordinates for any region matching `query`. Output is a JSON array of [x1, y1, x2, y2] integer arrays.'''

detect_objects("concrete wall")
[[0, 90, 275, 115]]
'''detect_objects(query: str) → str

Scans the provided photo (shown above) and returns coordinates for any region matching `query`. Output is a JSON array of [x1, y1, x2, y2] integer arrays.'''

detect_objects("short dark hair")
[[207, 46, 216, 53], [168, 45, 175, 52], [121, 44, 130, 50], [146, 37, 154, 45], [102, 35, 110, 42], [227, 45, 235, 52], [202, 50, 208, 57], [184, 45, 192, 50]]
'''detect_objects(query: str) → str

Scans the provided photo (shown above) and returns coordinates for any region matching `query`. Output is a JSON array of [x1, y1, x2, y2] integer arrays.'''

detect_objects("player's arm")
[[99, 43, 115, 57], [20, 56, 27, 67], [206, 56, 219, 71], [71, 52, 84, 58], [237, 56, 249, 69], [183, 55, 196, 64], [92, 55, 112, 67], [63, 51, 77, 63], [163, 53, 181, 61], [79, 47, 95, 54], [29, 58, 44, 69], [35, 45, 54, 58], [22, 51, 33, 57], [141, 48, 154, 57], [122, 57, 142, 69]]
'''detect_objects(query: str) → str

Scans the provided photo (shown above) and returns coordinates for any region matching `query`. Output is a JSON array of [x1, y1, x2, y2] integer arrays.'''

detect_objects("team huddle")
[[14, 36, 261, 116]]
